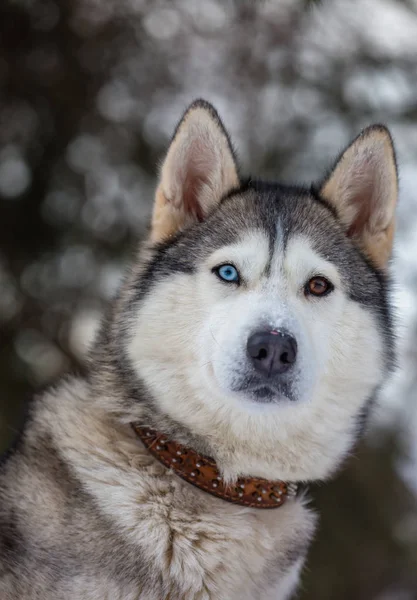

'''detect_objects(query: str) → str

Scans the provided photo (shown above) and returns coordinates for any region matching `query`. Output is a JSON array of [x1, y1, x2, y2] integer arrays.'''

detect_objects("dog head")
[[105, 100, 397, 483]]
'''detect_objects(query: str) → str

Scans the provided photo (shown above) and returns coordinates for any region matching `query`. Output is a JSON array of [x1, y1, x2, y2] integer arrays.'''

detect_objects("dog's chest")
[[83, 461, 316, 600], [149, 497, 314, 600], [64, 429, 317, 600]]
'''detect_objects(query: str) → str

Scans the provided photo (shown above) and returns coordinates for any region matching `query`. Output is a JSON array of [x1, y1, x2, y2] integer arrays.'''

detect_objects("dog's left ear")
[[151, 100, 239, 242], [319, 125, 398, 270]]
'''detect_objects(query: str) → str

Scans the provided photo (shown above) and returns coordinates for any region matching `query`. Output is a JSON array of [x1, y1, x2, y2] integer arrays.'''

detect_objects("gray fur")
[[0, 100, 397, 599]]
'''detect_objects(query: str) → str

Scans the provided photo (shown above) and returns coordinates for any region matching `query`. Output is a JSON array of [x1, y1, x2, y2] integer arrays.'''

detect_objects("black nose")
[[247, 330, 297, 377]]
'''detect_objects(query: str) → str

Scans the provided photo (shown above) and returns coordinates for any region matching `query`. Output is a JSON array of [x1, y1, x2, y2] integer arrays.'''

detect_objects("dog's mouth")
[[236, 379, 296, 404], [250, 386, 276, 403]]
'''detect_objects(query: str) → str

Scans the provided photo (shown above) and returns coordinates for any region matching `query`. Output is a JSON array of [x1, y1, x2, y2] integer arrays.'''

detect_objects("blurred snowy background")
[[1, 0, 417, 597]]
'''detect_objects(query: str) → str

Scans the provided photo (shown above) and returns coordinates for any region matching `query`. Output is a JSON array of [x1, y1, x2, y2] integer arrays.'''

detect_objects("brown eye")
[[305, 276, 333, 297]]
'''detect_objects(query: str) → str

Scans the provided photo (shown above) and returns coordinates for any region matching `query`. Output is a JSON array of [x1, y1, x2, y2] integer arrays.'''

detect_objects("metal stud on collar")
[[131, 424, 296, 509]]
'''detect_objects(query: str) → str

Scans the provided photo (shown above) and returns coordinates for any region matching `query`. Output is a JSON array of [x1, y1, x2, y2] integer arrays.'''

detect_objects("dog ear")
[[151, 100, 239, 242], [319, 125, 398, 270]]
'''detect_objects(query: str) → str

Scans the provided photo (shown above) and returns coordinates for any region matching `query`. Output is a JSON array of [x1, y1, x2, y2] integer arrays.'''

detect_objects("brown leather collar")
[[132, 424, 297, 509]]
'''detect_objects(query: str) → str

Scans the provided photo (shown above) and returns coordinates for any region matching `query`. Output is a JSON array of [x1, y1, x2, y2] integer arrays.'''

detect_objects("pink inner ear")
[[181, 139, 216, 221], [345, 155, 379, 238], [346, 182, 374, 238], [182, 171, 207, 221]]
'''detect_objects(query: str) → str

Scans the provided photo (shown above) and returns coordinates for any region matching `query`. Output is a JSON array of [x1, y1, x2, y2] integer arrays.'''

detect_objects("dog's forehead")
[[173, 184, 345, 273], [155, 182, 384, 310], [207, 186, 386, 308], [206, 189, 340, 278], [212, 186, 341, 256]]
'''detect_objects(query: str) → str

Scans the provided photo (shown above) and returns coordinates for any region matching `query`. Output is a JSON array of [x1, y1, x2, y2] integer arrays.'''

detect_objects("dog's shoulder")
[[0, 375, 316, 599]]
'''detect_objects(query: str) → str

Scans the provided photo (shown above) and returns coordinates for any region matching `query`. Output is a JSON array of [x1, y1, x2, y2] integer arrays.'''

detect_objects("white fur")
[[35, 379, 315, 600], [0, 102, 395, 600], [128, 230, 385, 483]]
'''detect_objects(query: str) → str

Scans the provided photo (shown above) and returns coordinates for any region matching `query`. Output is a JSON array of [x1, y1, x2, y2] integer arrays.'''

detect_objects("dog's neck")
[[92, 338, 317, 484], [131, 423, 298, 509]]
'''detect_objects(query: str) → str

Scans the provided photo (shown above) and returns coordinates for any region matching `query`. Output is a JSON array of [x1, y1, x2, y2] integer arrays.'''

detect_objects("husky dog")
[[0, 100, 397, 600]]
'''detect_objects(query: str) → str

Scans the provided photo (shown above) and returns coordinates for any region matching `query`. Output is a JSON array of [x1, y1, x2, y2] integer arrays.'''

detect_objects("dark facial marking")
[[123, 177, 394, 406]]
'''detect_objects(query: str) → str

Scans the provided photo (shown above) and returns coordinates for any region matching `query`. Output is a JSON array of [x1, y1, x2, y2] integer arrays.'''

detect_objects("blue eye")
[[215, 264, 240, 283]]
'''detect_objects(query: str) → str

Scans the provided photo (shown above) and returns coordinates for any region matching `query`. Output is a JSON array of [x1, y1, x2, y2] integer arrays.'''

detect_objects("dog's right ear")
[[150, 100, 239, 242]]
